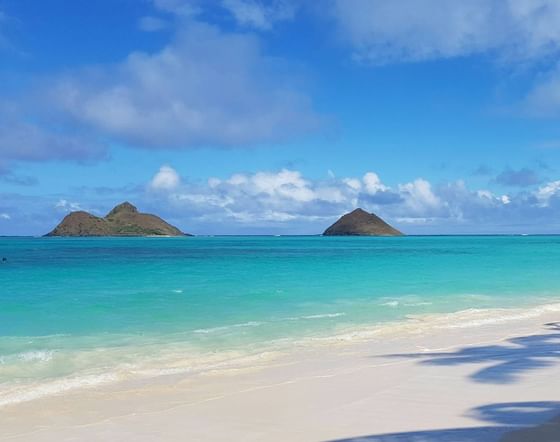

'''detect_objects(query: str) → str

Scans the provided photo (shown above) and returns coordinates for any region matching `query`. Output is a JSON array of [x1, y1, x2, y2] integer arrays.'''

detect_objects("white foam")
[[404, 302, 433, 307], [3, 301, 560, 409], [300, 313, 346, 320], [380, 301, 399, 307], [193, 321, 263, 334], [0, 373, 118, 408], [430, 303, 560, 329], [18, 350, 54, 363], [282, 312, 347, 321], [293, 301, 560, 346]]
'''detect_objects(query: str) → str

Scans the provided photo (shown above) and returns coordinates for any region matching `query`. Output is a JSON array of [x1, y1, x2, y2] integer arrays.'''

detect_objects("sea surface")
[[1, 235, 560, 406]]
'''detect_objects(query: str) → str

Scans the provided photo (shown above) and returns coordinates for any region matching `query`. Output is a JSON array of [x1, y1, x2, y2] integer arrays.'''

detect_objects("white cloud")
[[147, 167, 539, 233], [331, 0, 560, 64], [362, 172, 387, 194], [398, 178, 441, 214], [150, 165, 181, 190], [0, 15, 318, 173], [208, 177, 221, 188], [343, 177, 361, 191], [534, 180, 560, 207], [6, 169, 560, 235], [222, 0, 296, 30], [251, 169, 314, 202], [223, 174, 245, 186], [0, 213, 10, 220], [55, 199, 83, 212], [48, 22, 318, 149]]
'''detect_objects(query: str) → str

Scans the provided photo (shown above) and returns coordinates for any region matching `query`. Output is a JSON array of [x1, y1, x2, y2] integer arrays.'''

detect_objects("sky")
[[2, 0, 560, 235]]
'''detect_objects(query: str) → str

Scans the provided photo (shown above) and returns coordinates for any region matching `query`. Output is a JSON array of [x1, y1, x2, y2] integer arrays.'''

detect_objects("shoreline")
[[3, 300, 560, 410], [2, 305, 560, 441], [2, 300, 560, 407]]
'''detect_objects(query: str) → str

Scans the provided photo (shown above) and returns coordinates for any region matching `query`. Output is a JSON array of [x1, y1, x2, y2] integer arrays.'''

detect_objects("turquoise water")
[[1, 235, 560, 405]]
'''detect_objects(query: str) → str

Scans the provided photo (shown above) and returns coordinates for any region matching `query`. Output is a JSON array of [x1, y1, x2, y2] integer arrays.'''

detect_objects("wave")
[[428, 303, 560, 329], [193, 321, 263, 334], [0, 348, 283, 408], [290, 300, 560, 346], [379, 301, 399, 307], [378, 297, 433, 308], [0, 350, 54, 365], [2, 300, 560, 409], [0, 373, 118, 408], [284, 312, 346, 320], [192, 313, 346, 334]]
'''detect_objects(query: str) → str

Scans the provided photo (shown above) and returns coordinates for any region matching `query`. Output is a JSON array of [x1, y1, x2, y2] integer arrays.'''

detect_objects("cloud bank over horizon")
[[4, 165, 560, 236], [143, 165, 560, 234]]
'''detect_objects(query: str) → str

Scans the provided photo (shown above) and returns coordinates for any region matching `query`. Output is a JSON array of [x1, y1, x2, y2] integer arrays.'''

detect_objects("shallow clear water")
[[1, 235, 560, 405]]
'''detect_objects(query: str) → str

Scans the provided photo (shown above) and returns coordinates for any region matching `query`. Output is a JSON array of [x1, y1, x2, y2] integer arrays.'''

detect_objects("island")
[[45, 202, 188, 237], [323, 208, 403, 236]]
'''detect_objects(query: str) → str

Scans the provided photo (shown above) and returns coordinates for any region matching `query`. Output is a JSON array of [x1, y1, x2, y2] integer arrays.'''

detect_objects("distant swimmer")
[[1, 257, 7, 262]]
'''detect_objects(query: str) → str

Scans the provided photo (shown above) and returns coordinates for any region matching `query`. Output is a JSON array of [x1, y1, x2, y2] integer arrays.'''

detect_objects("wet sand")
[[2, 312, 560, 441]]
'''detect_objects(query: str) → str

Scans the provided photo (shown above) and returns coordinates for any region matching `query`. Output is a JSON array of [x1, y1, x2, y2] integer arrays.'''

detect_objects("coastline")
[[2, 303, 559, 441]]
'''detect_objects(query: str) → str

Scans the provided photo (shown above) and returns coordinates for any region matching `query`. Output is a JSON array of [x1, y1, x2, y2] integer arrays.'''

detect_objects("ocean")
[[1, 235, 560, 406]]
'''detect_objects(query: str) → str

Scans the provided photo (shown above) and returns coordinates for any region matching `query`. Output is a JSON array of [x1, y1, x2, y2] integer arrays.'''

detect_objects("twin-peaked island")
[[46, 203, 404, 237], [46, 202, 188, 237]]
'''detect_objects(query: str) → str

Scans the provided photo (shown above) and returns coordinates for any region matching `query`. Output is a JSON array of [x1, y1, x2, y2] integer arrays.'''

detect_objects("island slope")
[[46, 202, 187, 237], [323, 208, 403, 236]]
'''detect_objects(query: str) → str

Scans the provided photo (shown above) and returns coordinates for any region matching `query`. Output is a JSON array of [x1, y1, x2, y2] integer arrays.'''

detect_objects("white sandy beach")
[[2, 308, 560, 442]]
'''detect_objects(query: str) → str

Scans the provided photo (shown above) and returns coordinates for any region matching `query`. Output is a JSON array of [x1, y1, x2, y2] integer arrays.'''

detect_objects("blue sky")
[[2, 0, 560, 235]]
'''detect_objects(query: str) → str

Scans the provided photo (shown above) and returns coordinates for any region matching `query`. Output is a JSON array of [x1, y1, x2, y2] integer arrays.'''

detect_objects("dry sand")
[[2, 311, 560, 441]]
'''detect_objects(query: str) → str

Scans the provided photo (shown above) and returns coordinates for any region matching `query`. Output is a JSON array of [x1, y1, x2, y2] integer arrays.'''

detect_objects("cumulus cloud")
[[4, 170, 560, 235], [47, 22, 318, 149], [398, 178, 442, 214], [55, 199, 83, 212], [495, 167, 541, 187], [362, 172, 387, 194], [142, 166, 559, 234], [222, 0, 296, 30], [0, 14, 318, 173], [150, 165, 181, 190], [327, 1, 560, 120], [534, 180, 560, 207], [331, 0, 560, 64]]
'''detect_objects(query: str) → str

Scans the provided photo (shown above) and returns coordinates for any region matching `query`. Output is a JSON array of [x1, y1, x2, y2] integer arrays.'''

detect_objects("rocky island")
[[323, 208, 403, 236], [45, 202, 188, 237]]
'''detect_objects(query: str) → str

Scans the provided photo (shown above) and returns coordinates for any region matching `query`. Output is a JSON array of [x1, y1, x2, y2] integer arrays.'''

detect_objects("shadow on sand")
[[327, 323, 560, 441], [384, 321, 560, 384], [327, 401, 560, 441]]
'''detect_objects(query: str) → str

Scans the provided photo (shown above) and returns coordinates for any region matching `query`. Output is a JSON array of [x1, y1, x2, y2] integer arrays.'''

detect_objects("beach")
[[1, 306, 559, 441], [2, 236, 560, 440]]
